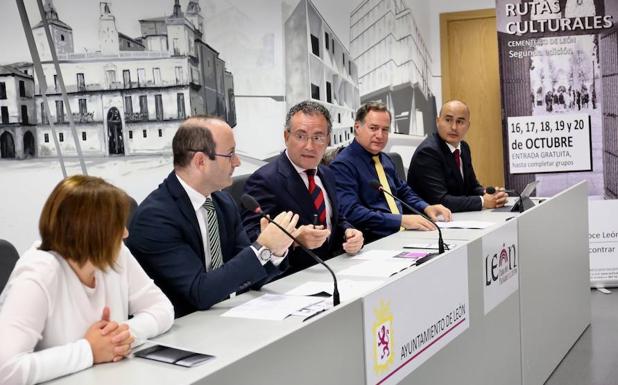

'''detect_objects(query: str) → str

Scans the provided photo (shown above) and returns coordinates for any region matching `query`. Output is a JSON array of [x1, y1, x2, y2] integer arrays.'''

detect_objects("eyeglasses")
[[215, 151, 238, 160], [189, 149, 238, 161], [289, 131, 328, 145]]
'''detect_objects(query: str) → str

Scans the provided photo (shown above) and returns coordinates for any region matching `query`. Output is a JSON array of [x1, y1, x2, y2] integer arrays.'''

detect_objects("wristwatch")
[[252, 241, 273, 262]]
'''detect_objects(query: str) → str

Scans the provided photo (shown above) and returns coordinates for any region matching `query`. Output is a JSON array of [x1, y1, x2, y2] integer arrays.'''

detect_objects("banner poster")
[[362, 246, 469, 385], [495, 0, 618, 287]]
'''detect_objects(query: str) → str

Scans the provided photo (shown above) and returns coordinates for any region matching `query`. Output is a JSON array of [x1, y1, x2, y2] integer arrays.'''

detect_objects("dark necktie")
[[453, 149, 461, 171], [306, 169, 326, 227]]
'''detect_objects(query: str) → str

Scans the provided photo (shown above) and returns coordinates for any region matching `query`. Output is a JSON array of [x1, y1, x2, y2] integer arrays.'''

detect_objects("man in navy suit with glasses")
[[242, 101, 364, 277], [127, 115, 299, 317]]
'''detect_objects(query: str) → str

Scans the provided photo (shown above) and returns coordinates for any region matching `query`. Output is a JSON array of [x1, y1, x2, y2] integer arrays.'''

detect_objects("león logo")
[[373, 301, 394, 374], [485, 243, 518, 286]]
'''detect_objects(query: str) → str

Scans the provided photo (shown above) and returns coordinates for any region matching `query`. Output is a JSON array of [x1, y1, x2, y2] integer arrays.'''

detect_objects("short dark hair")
[[355, 101, 391, 123], [285, 100, 332, 135], [173, 115, 224, 167], [39, 175, 129, 271]]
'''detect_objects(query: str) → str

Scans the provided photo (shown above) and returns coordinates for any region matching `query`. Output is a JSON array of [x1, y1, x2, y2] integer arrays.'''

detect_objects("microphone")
[[485, 186, 516, 195], [368, 180, 446, 254], [485, 187, 523, 213], [240, 194, 340, 307]]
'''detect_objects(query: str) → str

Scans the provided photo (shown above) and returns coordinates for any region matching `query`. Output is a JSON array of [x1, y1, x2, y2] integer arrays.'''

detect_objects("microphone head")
[[368, 180, 383, 191], [240, 194, 262, 213], [485, 186, 496, 194]]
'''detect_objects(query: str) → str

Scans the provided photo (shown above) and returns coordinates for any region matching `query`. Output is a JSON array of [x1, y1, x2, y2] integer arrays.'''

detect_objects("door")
[[440, 9, 504, 187], [107, 107, 124, 155], [0, 131, 15, 158], [23, 130, 35, 157]]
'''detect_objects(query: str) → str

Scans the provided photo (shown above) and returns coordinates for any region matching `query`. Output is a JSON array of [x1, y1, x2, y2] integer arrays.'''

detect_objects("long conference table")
[[47, 181, 590, 385]]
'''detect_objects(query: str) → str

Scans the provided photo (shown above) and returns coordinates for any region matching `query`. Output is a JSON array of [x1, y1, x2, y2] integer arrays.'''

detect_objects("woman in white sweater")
[[0, 175, 175, 384]]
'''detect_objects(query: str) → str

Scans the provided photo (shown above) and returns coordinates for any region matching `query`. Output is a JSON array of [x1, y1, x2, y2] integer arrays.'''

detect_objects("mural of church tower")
[[98, 2, 119, 55], [31, 0, 74, 61], [186, 0, 204, 34]]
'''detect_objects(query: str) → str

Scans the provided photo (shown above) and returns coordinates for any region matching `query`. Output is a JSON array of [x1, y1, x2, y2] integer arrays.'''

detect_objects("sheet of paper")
[[286, 279, 384, 301], [290, 299, 331, 318], [404, 242, 457, 250], [437, 220, 494, 229], [338, 259, 414, 278], [350, 249, 402, 260], [221, 294, 323, 321]]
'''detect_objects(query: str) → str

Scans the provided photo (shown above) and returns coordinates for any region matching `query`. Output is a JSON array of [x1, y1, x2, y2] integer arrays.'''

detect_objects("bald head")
[[436, 100, 471, 147], [438, 100, 470, 120]]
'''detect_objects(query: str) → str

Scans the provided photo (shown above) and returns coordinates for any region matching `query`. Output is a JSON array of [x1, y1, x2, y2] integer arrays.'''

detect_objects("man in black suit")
[[126, 116, 299, 317], [243, 101, 364, 276], [407, 100, 507, 212]]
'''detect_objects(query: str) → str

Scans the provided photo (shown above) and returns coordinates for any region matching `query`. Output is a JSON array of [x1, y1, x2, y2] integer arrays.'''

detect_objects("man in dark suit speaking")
[[242, 101, 364, 276], [126, 116, 299, 317], [407, 100, 507, 212]]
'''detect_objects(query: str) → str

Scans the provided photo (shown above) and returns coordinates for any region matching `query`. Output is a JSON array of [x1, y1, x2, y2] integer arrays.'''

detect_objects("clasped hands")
[[84, 306, 134, 364], [483, 187, 508, 209], [256, 211, 364, 255]]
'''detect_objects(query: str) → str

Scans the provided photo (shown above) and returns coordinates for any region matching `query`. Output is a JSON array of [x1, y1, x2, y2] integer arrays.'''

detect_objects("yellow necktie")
[[373, 155, 400, 215]]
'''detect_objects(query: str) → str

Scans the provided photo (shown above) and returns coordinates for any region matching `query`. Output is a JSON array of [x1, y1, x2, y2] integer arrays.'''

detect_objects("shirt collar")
[[350, 138, 379, 161], [175, 173, 210, 212], [284, 149, 319, 175], [446, 141, 461, 154]]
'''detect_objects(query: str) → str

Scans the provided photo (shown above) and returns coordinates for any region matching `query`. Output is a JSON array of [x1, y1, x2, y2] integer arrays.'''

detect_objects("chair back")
[[386, 152, 406, 180], [127, 194, 138, 226], [0, 239, 19, 293], [223, 174, 251, 209]]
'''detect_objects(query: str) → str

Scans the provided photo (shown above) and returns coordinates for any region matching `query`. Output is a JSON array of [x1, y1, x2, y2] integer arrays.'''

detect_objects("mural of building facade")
[[0, 0, 235, 158], [199, 0, 360, 159], [350, 0, 436, 136], [285, 0, 360, 146], [0, 64, 36, 159]]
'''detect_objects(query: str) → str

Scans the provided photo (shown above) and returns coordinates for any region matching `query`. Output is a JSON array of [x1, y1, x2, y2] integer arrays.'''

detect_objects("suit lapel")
[[278, 155, 318, 224], [211, 192, 232, 263], [435, 134, 464, 186], [460, 143, 473, 189], [166, 172, 205, 258], [317, 167, 337, 225]]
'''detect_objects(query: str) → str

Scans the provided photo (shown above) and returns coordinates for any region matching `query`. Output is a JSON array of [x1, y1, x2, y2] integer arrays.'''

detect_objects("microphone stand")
[[241, 195, 340, 307], [370, 181, 446, 254]]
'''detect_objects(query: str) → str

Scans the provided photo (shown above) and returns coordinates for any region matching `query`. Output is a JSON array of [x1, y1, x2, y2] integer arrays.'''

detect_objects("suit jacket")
[[329, 139, 429, 242], [242, 153, 352, 276], [407, 133, 484, 212], [126, 171, 286, 317]]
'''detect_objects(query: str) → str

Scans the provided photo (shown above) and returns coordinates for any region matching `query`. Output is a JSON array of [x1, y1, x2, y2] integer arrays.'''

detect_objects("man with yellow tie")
[[330, 101, 452, 243]]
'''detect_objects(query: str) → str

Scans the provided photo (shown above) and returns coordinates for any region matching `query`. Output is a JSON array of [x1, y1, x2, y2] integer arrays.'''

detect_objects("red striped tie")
[[306, 169, 326, 227]]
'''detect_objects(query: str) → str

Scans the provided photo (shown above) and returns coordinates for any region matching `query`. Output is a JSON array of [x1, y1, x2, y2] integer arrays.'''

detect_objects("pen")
[[303, 308, 327, 322], [312, 213, 318, 229]]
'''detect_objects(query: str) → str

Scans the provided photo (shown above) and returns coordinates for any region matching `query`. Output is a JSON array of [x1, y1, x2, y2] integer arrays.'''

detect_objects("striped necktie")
[[306, 169, 327, 227], [203, 197, 223, 269]]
